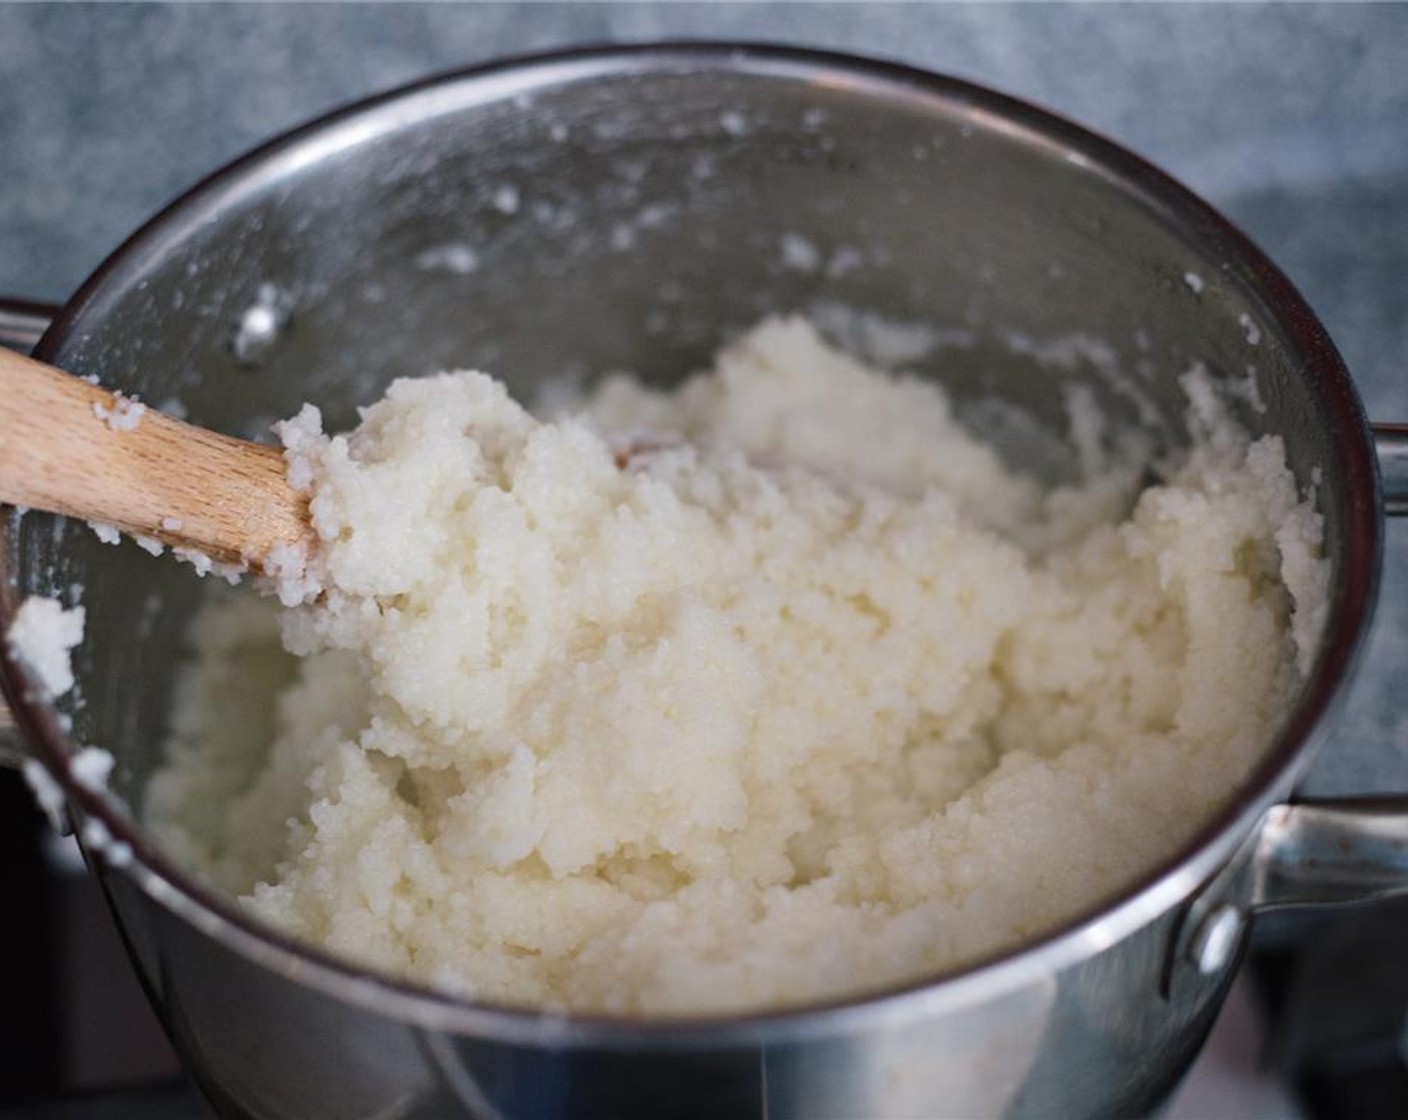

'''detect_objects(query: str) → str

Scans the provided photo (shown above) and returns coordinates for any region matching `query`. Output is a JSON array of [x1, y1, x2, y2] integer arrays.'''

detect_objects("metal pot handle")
[[1252, 799, 1408, 910], [1379, 423, 1408, 514], [0, 298, 57, 354], [0, 297, 60, 767], [1169, 797, 1408, 995]]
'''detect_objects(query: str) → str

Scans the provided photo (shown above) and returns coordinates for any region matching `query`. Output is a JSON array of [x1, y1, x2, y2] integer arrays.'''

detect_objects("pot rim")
[[0, 40, 1384, 1047]]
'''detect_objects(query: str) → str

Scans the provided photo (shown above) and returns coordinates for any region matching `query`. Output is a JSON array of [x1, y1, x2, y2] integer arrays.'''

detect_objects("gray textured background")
[[0, 2, 1404, 793]]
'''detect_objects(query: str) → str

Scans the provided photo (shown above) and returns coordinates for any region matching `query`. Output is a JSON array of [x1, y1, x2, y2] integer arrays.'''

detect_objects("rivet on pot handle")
[[1166, 798, 1408, 996], [1376, 424, 1408, 516], [0, 297, 61, 768]]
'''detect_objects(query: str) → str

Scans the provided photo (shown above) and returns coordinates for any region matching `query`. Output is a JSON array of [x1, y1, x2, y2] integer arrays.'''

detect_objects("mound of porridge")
[[136, 317, 1325, 1015]]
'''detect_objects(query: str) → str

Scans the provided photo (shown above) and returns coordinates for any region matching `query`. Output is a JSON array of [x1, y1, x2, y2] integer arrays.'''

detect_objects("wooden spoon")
[[0, 347, 311, 570]]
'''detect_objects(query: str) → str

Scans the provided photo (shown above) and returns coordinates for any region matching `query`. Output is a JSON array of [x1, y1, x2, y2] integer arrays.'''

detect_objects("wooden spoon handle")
[[0, 346, 310, 569]]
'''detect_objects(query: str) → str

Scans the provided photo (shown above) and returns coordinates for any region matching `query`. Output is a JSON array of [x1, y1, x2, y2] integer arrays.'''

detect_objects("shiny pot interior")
[[0, 44, 1381, 1117]]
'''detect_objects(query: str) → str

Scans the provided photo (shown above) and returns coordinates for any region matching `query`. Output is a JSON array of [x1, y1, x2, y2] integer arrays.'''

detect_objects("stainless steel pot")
[[2, 43, 1407, 1120]]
